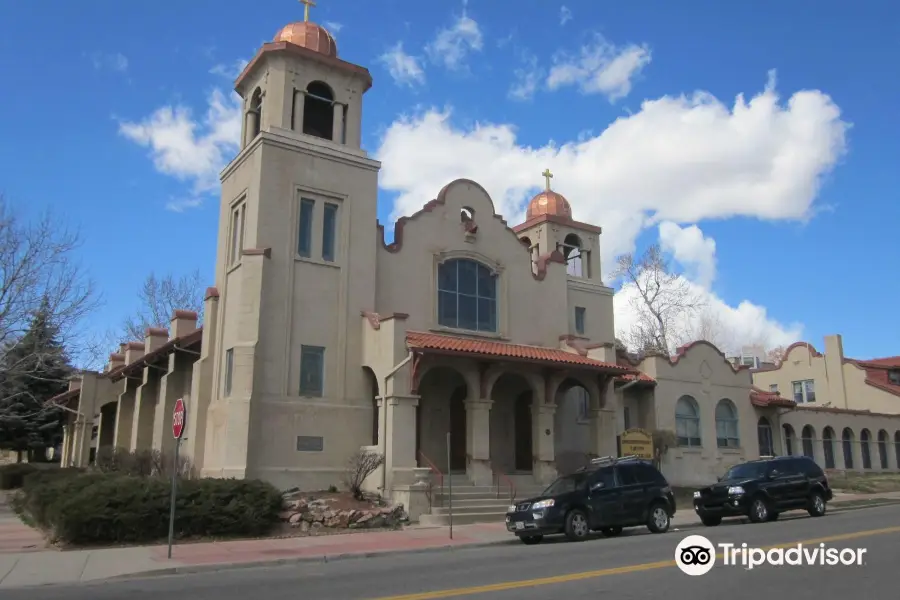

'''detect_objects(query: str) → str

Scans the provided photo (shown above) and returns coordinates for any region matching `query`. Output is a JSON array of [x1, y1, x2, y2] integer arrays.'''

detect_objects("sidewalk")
[[0, 493, 48, 554], [1, 492, 898, 589]]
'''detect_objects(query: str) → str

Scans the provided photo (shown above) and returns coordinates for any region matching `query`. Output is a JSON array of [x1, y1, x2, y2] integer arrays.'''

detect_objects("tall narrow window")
[[675, 396, 701, 447], [224, 348, 234, 396], [298, 198, 314, 257], [229, 203, 245, 265], [300, 345, 325, 397], [574, 306, 586, 335], [322, 203, 337, 261]]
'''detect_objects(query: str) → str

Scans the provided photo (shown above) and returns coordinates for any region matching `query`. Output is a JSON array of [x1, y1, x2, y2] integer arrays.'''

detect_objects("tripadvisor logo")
[[675, 534, 867, 575]]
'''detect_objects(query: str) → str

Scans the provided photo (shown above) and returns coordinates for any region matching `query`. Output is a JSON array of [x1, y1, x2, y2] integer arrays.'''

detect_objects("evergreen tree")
[[0, 298, 71, 461]]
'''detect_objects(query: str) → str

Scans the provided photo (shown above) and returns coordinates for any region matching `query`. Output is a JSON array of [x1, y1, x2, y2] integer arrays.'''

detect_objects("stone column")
[[71, 416, 92, 467], [532, 403, 557, 484], [292, 90, 304, 132], [384, 395, 420, 490], [332, 103, 345, 144], [590, 408, 617, 458], [60, 424, 71, 466], [465, 399, 493, 485]]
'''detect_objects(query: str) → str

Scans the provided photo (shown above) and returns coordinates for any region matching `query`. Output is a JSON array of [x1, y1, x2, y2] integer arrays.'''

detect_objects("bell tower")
[[201, 3, 381, 488], [236, 0, 370, 150]]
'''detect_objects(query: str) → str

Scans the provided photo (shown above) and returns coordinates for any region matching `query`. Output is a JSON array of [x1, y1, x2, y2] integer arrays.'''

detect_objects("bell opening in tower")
[[303, 81, 335, 141]]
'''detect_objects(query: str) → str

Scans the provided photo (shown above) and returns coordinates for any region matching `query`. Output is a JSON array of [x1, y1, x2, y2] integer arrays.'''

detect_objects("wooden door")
[[449, 386, 467, 471], [514, 392, 533, 472]]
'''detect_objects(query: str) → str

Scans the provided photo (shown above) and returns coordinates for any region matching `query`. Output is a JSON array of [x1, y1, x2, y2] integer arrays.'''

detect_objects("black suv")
[[504, 456, 676, 544], [693, 455, 833, 526]]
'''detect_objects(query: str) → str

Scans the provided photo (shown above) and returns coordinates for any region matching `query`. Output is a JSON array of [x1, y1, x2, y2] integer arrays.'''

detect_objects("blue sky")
[[0, 0, 897, 362]]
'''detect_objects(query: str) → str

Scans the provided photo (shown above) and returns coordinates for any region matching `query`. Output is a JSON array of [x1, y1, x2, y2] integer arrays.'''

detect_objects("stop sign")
[[172, 398, 186, 440]]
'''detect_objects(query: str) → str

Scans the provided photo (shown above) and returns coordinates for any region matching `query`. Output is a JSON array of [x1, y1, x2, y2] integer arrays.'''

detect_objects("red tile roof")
[[616, 372, 657, 384], [847, 355, 900, 397], [107, 327, 204, 382], [405, 331, 635, 373], [750, 386, 796, 409]]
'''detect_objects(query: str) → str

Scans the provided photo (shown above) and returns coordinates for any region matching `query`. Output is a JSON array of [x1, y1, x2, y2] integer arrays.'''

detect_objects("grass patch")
[[827, 471, 900, 494]]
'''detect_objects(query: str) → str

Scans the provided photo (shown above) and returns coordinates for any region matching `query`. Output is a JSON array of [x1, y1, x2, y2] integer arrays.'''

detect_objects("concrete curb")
[[100, 499, 900, 583]]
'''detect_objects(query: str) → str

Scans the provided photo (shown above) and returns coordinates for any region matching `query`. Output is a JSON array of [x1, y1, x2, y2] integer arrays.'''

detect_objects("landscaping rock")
[[279, 492, 407, 531]]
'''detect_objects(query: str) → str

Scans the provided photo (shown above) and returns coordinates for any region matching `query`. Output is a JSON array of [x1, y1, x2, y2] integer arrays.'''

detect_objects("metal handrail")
[[493, 469, 516, 503], [418, 450, 444, 507]]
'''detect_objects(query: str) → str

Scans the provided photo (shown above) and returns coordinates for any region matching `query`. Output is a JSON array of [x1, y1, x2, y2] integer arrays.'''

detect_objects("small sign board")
[[620, 428, 653, 460], [172, 398, 186, 440], [296, 435, 324, 452]]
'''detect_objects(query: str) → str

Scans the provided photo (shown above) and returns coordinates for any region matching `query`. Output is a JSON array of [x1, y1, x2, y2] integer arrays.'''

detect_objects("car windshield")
[[542, 473, 587, 496], [723, 462, 767, 480]]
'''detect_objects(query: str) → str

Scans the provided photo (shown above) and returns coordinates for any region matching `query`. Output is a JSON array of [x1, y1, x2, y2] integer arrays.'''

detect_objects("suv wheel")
[[519, 535, 543, 545], [749, 496, 770, 523], [808, 491, 827, 517], [564, 509, 590, 542], [647, 502, 671, 534], [700, 515, 722, 527], [601, 526, 623, 537]]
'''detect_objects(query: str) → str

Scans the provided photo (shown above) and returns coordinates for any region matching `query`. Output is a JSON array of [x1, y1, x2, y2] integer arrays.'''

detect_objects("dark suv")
[[504, 456, 676, 544], [693, 455, 833, 526]]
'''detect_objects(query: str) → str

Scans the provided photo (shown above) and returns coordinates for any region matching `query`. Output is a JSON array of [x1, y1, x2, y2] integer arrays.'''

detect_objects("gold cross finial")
[[542, 168, 553, 191], [300, 0, 317, 22]]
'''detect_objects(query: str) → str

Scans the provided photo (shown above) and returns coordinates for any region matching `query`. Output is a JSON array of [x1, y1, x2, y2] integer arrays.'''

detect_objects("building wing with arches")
[[45, 14, 900, 520]]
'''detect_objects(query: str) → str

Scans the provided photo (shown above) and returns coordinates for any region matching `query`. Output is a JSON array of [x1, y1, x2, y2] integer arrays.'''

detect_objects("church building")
[[51, 10, 900, 522]]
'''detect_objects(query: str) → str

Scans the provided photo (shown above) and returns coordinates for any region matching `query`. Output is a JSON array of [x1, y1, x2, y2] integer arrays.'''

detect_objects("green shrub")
[[0, 463, 39, 490], [21, 467, 85, 490], [27, 473, 283, 546]]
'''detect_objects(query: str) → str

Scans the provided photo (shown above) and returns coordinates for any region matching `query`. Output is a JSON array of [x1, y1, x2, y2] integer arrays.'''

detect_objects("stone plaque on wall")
[[296, 435, 324, 452]]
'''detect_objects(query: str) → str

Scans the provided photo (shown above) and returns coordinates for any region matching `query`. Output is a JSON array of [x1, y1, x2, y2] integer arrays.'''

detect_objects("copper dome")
[[274, 22, 338, 58], [526, 190, 572, 220]]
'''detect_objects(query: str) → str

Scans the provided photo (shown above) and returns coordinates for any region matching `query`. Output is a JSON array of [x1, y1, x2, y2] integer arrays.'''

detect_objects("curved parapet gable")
[[779, 341, 823, 364], [376, 178, 567, 282], [670, 340, 742, 373]]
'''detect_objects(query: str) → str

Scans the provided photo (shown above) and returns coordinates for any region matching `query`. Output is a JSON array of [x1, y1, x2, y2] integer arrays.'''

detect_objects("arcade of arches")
[[781, 422, 900, 471], [401, 356, 620, 487]]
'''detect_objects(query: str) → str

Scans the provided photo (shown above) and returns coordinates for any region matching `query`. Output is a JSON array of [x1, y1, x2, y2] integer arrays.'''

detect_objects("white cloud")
[[508, 55, 542, 101], [324, 21, 343, 33], [547, 35, 651, 101], [210, 59, 249, 80], [379, 42, 426, 87], [92, 52, 129, 72], [658, 222, 717, 289], [425, 7, 484, 71], [560, 6, 573, 25], [118, 88, 242, 207], [613, 276, 803, 354]]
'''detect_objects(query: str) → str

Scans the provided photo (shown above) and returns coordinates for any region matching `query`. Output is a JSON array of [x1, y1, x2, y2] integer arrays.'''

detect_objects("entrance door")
[[449, 386, 467, 471], [514, 392, 533, 471]]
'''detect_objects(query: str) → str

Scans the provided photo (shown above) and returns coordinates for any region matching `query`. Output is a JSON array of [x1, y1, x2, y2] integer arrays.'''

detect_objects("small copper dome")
[[526, 190, 572, 220], [274, 22, 337, 58]]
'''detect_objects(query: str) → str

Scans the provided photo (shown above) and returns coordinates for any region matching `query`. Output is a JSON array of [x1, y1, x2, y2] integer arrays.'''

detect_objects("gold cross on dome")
[[542, 168, 553, 191], [299, 0, 317, 22]]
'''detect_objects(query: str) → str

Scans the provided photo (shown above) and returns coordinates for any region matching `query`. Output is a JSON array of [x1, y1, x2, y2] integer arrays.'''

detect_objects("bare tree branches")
[[121, 270, 204, 341], [0, 196, 98, 407], [342, 450, 385, 500], [613, 244, 705, 354], [80, 270, 205, 371]]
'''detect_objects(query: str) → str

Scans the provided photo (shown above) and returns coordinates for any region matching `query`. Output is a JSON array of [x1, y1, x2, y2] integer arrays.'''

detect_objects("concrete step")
[[429, 503, 511, 516], [434, 497, 518, 508], [418, 510, 508, 526]]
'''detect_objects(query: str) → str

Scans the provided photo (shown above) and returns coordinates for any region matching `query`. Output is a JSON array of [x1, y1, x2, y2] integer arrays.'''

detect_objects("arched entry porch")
[[489, 372, 535, 475], [415, 366, 469, 474]]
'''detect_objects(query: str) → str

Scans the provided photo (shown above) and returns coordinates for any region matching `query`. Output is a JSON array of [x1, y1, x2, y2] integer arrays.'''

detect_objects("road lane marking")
[[369, 525, 900, 599]]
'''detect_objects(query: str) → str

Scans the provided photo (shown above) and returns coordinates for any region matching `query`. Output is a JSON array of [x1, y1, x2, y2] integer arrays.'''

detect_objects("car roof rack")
[[590, 455, 642, 465]]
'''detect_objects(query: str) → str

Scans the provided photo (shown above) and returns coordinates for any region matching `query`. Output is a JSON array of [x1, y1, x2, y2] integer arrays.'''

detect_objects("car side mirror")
[[767, 470, 778, 479], [590, 482, 606, 491]]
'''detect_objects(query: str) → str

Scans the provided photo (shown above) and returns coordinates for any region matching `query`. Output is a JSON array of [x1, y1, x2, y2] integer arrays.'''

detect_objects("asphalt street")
[[7, 503, 900, 600]]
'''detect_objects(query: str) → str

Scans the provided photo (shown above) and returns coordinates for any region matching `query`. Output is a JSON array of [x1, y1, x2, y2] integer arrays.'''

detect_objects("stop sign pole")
[[167, 398, 186, 559]]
